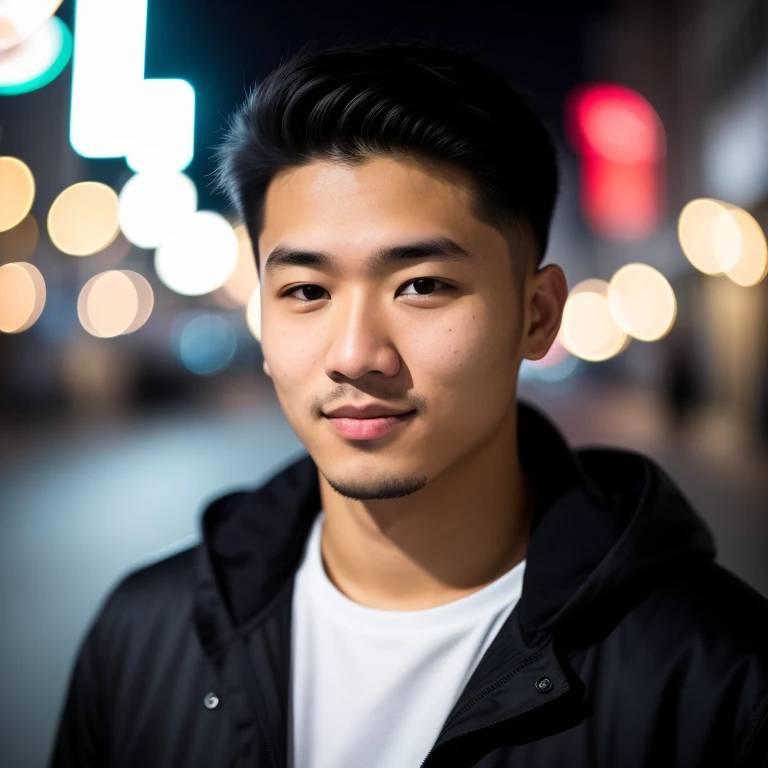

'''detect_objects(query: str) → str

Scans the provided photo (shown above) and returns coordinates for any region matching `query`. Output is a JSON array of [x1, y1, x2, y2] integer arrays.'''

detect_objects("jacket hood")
[[198, 401, 717, 649]]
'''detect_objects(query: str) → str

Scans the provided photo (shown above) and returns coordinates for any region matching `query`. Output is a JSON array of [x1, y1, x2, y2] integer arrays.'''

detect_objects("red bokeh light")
[[565, 83, 666, 240]]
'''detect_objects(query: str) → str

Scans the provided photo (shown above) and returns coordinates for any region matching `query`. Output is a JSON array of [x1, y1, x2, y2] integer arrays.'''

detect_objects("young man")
[[51, 41, 768, 768]]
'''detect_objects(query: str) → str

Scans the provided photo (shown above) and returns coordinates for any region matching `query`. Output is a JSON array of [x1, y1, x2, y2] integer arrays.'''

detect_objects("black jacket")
[[50, 402, 768, 767]]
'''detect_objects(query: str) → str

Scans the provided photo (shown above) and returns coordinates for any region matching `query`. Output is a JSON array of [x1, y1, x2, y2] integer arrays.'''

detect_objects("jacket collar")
[[196, 400, 716, 648]]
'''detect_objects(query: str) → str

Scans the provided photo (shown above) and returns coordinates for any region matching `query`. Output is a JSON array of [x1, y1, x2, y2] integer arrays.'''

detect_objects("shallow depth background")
[[1, 0, 767, 765]]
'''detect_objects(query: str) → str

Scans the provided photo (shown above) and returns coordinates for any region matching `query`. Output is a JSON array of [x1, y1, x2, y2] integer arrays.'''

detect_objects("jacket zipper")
[[419, 648, 562, 768], [419, 688, 568, 768]]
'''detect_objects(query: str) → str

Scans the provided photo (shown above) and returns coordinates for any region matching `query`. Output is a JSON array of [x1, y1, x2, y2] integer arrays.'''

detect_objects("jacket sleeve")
[[48, 606, 110, 767]]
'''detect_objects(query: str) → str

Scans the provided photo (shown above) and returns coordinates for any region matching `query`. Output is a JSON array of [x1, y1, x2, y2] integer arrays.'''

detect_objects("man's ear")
[[521, 264, 568, 361], [263, 359, 273, 378]]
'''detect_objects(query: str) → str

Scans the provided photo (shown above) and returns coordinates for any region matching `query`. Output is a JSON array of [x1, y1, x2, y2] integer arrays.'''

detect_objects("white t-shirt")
[[288, 511, 526, 768]]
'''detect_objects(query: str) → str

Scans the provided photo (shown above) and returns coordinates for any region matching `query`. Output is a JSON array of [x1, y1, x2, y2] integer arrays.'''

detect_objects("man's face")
[[258, 156, 535, 500]]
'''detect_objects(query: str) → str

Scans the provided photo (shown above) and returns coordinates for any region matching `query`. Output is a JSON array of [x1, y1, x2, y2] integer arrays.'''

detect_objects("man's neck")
[[317, 413, 533, 611]]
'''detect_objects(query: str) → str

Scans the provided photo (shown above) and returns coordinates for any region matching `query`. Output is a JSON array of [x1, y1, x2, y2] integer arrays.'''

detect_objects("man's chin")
[[323, 471, 428, 500]]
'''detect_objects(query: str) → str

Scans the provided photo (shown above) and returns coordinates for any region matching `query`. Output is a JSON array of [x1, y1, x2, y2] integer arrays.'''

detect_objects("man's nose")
[[323, 294, 400, 381]]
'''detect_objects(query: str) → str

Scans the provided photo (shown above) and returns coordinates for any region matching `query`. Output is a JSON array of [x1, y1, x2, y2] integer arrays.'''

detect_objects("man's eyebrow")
[[263, 245, 337, 275], [263, 235, 472, 276], [371, 236, 473, 269]]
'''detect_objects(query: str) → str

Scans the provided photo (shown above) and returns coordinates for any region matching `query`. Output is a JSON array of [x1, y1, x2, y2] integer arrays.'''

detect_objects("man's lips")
[[323, 407, 417, 440], [324, 404, 414, 419]]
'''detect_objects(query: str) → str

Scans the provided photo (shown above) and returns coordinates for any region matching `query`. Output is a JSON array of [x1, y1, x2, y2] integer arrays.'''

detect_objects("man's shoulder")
[[116, 543, 199, 597], [631, 558, 768, 669], [627, 560, 768, 759], [662, 559, 768, 635], [94, 545, 201, 639]]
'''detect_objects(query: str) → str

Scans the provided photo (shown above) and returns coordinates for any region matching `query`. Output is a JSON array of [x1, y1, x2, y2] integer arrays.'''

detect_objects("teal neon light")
[[69, 0, 149, 158], [69, 0, 195, 171], [0, 16, 72, 96]]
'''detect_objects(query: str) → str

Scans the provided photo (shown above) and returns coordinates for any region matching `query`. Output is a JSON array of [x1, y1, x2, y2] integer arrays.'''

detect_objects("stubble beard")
[[323, 472, 428, 500]]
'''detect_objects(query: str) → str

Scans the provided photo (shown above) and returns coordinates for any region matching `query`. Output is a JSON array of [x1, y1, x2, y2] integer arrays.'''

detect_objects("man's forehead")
[[261, 159, 478, 250], [265, 156, 473, 208], [257, 157, 526, 275]]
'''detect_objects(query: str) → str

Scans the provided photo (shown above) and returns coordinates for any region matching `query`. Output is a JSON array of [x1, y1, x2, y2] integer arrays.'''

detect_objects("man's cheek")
[[410, 332, 489, 382]]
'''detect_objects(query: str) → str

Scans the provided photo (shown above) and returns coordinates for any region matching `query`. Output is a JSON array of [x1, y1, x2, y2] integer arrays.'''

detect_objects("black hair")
[[213, 40, 560, 269]]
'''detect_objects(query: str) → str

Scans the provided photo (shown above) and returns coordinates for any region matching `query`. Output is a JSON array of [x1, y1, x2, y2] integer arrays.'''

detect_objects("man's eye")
[[398, 278, 449, 296], [283, 279, 450, 302], [284, 284, 329, 302]]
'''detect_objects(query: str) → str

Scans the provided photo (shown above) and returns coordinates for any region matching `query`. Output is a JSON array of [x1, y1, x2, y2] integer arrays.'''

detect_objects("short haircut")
[[213, 40, 560, 270]]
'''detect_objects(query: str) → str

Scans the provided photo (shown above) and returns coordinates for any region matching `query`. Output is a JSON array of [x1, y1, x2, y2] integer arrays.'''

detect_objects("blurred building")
[[583, 0, 768, 443]]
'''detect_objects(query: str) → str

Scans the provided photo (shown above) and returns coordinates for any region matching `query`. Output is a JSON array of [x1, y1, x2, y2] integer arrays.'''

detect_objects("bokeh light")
[[532, 353, 580, 383], [0, 1, 64, 51], [523, 336, 580, 383], [155, 211, 238, 296], [77, 270, 152, 338], [565, 83, 664, 240], [0, 213, 38, 262], [722, 207, 768, 287], [709, 203, 744, 273], [246, 287, 262, 342], [118, 171, 197, 249], [121, 270, 154, 334], [569, 84, 661, 164], [678, 198, 734, 275], [48, 181, 120, 256], [608, 263, 677, 341], [0, 15, 72, 95], [126, 79, 196, 173], [678, 198, 768, 286], [217, 223, 259, 307], [0, 261, 46, 333], [78, 270, 137, 338], [171, 312, 237, 376], [559, 279, 629, 362], [0, 156, 35, 232]]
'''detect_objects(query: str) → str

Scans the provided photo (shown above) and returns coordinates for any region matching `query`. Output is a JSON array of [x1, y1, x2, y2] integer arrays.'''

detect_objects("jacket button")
[[204, 692, 219, 709], [535, 676, 553, 693]]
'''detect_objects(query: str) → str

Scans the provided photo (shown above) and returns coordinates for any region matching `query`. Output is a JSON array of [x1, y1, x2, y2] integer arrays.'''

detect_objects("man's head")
[[214, 41, 567, 500]]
